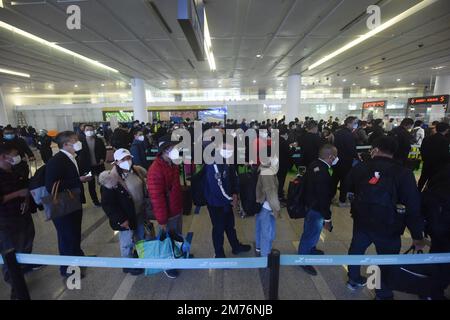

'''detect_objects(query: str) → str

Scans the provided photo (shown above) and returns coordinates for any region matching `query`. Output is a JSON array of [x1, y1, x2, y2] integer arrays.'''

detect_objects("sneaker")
[[310, 248, 324, 255], [338, 202, 350, 208], [346, 277, 367, 291], [255, 248, 261, 253], [164, 269, 179, 279], [300, 265, 318, 276], [232, 244, 252, 255], [123, 268, 144, 276]]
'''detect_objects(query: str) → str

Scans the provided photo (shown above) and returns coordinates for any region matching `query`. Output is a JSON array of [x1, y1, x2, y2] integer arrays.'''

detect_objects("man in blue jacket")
[[130, 130, 151, 169], [204, 139, 251, 258]]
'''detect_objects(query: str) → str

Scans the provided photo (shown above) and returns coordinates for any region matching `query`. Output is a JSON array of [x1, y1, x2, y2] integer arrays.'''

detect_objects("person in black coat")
[[277, 129, 293, 201], [36, 129, 53, 164], [2, 126, 35, 181], [345, 136, 425, 299], [368, 119, 385, 146], [111, 124, 132, 150], [78, 125, 106, 206], [298, 120, 323, 168], [298, 144, 337, 276], [45, 131, 92, 277], [332, 116, 359, 206], [418, 122, 450, 191], [388, 118, 414, 165]]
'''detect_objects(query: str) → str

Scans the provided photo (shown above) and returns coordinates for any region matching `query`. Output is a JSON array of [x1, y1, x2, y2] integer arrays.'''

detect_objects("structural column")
[[0, 88, 9, 125], [285, 74, 301, 122], [434, 75, 450, 95], [131, 78, 148, 123], [431, 75, 450, 122]]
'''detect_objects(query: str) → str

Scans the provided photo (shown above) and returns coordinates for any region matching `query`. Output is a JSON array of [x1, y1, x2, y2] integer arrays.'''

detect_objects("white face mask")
[[219, 149, 234, 159], [332, 156, 339, 166], [168, 148, 180, 161], [8, 155, 21, 166], [137, 136, 145, 142], [72, 141, 83, 152], [118, 160, 132, 171], [85, 131, 95, 137]]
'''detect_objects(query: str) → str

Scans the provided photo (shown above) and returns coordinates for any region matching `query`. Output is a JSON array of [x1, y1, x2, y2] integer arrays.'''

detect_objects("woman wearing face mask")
[[130, 130, 151, 169], [98, 148, 148, 276], [146, 135, 184, 279]]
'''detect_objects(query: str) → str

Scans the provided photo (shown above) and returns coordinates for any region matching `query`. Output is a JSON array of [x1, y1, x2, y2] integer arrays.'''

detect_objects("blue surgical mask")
[[3, 134, 15, 140]]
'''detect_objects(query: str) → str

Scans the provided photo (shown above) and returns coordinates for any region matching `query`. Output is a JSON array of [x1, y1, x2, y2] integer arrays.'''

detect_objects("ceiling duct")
[[146, 1, 173, 34]]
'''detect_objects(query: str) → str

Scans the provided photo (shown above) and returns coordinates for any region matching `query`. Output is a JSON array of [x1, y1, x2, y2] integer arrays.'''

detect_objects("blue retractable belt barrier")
[[1, 253, 449, 269], [0, 254, 267, 270], [280, 253, 450, 266]]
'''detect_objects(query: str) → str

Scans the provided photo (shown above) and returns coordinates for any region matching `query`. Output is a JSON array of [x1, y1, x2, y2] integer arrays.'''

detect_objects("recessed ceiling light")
[[397, 79, 401, 82], [256, 54, 263, 58], [411, 82, 415, 86], [364, 66, 369, 70], [101, 83, 105, 87], [74, 84, 78, 88], [162, 82, 166, 85], [432, 66, 446, 70], [343, 79, 347, 82], [0, 21, 118, 73], [190, 81, 194, 85], [0, 67, 30, 78], [352, 83, 356, 86], [253, 80, 256, 84], [308, 0, 436, 70]]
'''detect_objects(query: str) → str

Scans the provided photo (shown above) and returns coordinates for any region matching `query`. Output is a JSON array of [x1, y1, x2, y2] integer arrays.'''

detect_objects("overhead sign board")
[[362, 100, 387, 109], [408, 95, 449, 106], [178, 0, 205, 61]]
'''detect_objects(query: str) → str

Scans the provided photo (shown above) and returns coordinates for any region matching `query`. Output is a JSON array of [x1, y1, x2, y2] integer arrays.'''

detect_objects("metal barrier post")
[[268, 249, 280, 300], [1, 249, 30, 300]]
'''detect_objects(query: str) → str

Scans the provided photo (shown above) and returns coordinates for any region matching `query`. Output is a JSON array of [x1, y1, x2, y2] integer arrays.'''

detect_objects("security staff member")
[[345, 136, 425, 300], [45, 131, 92, 277], [298, 144, 338, 276], [418, 122, 450, 191]]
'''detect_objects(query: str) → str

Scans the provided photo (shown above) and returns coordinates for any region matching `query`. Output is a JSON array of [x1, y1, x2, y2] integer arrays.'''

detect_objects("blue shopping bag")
[[135, 231, 175, 275]]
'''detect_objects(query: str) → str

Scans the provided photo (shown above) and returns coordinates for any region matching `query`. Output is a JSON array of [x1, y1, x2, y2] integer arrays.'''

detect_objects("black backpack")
[[287, 174, 307, 219], [239, 166, 261, 216], [190, 166, 207, 206], [352, 163, 400, 231]]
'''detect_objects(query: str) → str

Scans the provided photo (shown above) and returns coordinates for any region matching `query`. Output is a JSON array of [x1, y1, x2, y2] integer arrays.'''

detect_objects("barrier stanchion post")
[[1, 249, 30, 300], [268, 249, 280, 300]]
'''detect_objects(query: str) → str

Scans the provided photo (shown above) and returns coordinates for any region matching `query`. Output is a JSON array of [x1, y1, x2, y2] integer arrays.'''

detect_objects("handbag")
[[135, 231, 176, 275], [41, 180, 82, 221]]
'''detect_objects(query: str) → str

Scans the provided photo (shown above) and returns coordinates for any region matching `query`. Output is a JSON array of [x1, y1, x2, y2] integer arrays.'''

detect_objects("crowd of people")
[[0, 113, 449, 300]]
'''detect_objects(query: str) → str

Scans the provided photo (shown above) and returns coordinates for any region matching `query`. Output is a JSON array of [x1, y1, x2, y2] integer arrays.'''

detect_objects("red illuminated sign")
[[362, 100, 387, 109], [408, 95, 449, 106]]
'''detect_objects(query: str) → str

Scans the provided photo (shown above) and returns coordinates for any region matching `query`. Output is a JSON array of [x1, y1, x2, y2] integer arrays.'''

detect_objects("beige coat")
[[255, 165, 281, 214]]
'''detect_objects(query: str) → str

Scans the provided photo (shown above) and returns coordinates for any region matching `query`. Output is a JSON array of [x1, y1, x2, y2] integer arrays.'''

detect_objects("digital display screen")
[[408, 95, 449, 106], [362, 100, 387, 109]]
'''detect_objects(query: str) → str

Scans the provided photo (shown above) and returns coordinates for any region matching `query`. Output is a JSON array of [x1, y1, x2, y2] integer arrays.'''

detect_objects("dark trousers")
[[332, 160, 352, 203], [0, 214, 35, 284], [277, 165, 289, 198], [52, 210, 84, 276], [347, 224, 401, 299], [207, 205, 240, 257], [87, 175, 99, 204]]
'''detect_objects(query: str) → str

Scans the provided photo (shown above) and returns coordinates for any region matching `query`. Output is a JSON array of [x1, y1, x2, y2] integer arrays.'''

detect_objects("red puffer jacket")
[[147, 156, 183, 225]]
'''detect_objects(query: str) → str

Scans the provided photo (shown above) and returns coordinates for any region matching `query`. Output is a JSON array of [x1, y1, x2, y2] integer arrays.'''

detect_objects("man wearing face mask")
[[45, 131, 92, 278], [332, 116, 359, 207], [2, 126, 35, 181], [298, 120, 323, 168], [345, 136, 425, 299], [147, 135, 183, 279], [130, 130, 151, 169], [298, 144, 337, 276], [0, 144, 36, 299], [37, 129, 53, 164], [79, 125, 106, 207], [204, 138, 251, 258]]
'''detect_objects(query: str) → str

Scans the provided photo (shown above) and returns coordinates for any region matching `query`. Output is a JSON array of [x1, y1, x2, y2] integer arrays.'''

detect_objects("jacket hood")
[[99, 165, 147, 189]]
